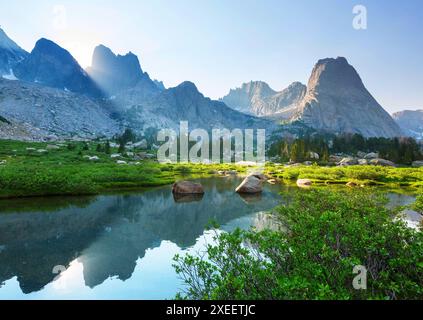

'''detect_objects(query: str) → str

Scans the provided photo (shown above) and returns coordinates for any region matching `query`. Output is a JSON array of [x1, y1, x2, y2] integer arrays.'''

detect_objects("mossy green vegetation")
[[412, 190, 423, 214], [1, 139, 423, 198], [0, 139, 245, 198], [174, 190, 423, 300], [264, 163, 423, 187]]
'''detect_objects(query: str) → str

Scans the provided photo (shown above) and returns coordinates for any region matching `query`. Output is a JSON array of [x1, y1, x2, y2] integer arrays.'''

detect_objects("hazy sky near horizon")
[[0, 0, 422, 113]]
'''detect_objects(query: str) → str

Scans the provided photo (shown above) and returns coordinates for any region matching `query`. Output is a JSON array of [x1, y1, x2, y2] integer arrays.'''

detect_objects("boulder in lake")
[[297, 179, 312, 187], [235, 173, 267, 194], [172, 181, 205, 194], [369, 158, 395, 167]]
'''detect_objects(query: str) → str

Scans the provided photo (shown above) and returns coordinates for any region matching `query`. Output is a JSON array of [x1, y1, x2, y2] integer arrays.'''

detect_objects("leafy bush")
[[412, 190, 423, 213], [174, 190, 423, 300]]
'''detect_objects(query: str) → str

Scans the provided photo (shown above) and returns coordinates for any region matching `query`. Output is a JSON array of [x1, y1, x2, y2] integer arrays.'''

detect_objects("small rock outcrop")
[[338, 157, 358, 166], [369, 158, 396, 167], [364, 152, 379, 159]]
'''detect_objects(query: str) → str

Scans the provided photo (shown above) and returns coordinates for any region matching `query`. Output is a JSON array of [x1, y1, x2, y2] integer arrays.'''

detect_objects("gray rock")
[[369, 158, 396, 167], [412, 161, 423, 168], [235, 173, 267, 194], [358, 159, 368, 165], [309, 152, 319, 160], [364, 152, 379, 159], [329, 155, 343, 163], [338, 157, 358, 166]]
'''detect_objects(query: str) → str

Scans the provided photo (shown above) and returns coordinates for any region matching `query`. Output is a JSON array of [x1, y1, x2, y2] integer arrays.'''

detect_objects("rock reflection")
[[172, 193, 204, 203]]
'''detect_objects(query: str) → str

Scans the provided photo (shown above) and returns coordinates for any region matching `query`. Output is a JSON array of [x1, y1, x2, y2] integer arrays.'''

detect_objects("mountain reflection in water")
[[0, 177, 284, 298]]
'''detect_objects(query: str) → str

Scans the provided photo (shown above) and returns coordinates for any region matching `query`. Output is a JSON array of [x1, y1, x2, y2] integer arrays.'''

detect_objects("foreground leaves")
[[174, 190, 423, 300]]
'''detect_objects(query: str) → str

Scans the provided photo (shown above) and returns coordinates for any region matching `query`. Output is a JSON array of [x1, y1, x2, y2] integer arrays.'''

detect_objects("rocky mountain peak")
[[307, 57, 364, 94], [0, 27, 24, 51], [0, 27, 28, 75], [91, 44, 144, 75], [87, 44, 157, 95], [295, 57, 402, 138], [168, 81, 203, 101], [14, 38, 101, 97]]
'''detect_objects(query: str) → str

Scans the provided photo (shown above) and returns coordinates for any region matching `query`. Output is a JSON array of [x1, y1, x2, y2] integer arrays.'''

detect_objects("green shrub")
[[174, 190, 423, 300]]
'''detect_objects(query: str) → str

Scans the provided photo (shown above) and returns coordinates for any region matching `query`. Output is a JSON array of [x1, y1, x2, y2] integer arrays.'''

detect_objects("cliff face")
[[86, 45, 158, 95], [294, 57, 402, 138], [0, 27, 28, 76]]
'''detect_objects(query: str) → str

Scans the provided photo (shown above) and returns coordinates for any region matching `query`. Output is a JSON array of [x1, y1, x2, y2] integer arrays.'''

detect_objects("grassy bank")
[[0, 139, 244, 198], [1, 139, 423, 198], [264, 163, 423, 188]]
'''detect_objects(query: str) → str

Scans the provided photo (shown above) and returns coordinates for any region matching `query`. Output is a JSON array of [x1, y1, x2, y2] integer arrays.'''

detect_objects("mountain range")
[[222, 57, 404, 138], [0, 27, 420, 141], [392, 110, 423, 140]]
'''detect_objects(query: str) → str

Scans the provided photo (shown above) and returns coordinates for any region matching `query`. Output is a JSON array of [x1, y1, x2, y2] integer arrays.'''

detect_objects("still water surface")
[[0, 177, 419, 299]]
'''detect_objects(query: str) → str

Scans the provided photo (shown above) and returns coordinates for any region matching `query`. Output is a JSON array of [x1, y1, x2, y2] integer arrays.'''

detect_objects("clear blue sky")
[[0, 0, 422, 112]]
